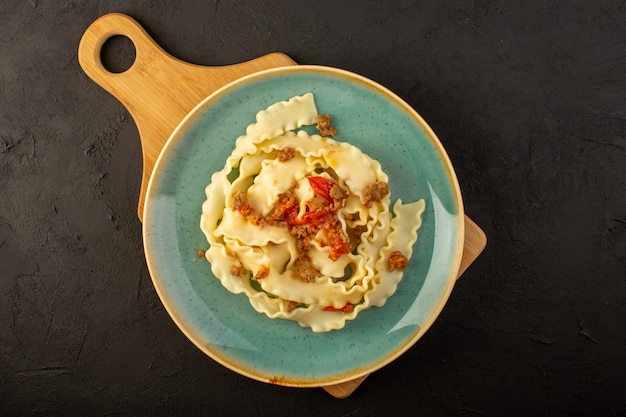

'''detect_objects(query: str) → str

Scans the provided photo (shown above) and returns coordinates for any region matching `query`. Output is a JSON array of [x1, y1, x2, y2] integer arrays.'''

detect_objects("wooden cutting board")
[[78, 13, 487, 399]]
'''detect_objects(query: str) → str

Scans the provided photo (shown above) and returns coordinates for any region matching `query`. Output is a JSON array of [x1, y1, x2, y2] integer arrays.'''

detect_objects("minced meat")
[[231, 264, 248, 277], [329, 183, 347, 204], [315, 114, 337, 136], [252, 265, 270, 280], [232, 191, 262, 225], [276, 147, 296, 162], [351, 224, 368, 239], [283, 300, 300, 313], [290, 224, 313, 254], [293, 255, 318, 283], [363, 181, 390, 207], [388, 250, 409, 272]]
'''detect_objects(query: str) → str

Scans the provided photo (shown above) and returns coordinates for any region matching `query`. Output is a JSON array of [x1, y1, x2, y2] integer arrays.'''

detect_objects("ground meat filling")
[[230, 264, 248, 277], [267, 188, 296, 228], [290, 224, 313, 254], [293, 255, 317, 283], [252, 265, 270, 280], [232, 191, 262, 225], [388, 250, 409, 272], [276, 147, 296, 162], [329, 183, 348, 208], [227, 251, 248, 277], [363, 181, 390, 207], [351, 224, 368, 239], [315, 114, 337, 136], [283, 300, 300, 313], [232, 190, 249, 212]]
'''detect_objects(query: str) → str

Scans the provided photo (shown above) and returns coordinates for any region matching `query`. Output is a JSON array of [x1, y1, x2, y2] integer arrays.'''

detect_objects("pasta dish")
[[200, 93, 425, 332]]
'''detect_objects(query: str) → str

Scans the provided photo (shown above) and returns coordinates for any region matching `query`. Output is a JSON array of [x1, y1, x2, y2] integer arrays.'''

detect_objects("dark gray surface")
[[2, 1, 625, 416]]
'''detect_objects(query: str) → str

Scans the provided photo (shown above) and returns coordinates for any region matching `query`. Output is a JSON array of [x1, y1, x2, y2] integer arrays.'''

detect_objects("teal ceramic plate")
[[143, 65, 464, 387]]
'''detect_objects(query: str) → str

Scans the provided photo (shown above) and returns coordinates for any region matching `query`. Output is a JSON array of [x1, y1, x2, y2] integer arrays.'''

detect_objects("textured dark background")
[[2, 1, 625, 416]]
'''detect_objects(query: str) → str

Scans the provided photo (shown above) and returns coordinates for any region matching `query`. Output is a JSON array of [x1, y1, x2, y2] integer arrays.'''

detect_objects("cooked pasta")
[[200, 93, 425, 332]]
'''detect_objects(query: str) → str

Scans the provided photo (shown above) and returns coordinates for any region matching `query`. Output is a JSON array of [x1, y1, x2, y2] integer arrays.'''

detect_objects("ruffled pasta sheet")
[[200, 93, 425, 332]]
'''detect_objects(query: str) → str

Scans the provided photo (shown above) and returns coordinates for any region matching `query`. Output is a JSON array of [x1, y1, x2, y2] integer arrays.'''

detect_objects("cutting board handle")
[[78, 13, 158, 97], [78, 13, 296, 220]]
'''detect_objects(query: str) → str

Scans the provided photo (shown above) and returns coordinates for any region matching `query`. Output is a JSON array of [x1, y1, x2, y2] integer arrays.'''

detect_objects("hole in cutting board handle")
[[100, 35, 136, 73]]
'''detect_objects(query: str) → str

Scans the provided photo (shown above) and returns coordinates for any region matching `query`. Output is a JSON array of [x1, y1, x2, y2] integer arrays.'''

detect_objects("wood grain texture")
[[78, 13, 296, 220], [78, 13, 486, 399]]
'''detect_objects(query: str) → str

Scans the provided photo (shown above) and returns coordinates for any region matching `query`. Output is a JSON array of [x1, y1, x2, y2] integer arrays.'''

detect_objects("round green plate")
[[143, 65, 464, 387]]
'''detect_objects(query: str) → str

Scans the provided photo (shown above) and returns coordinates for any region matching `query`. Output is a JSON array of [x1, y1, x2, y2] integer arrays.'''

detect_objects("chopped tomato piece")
[[272, 180, 351, 262], [275, 198, 299, 228], [323, 302, 353, 313], [328, 231, 350, 260], [300, 209, 331, 226], [307, 176, 334, 203]]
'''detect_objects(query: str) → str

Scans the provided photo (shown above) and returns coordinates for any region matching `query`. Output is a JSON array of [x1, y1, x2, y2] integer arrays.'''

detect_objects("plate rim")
[[143, 64, 465, 387]]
